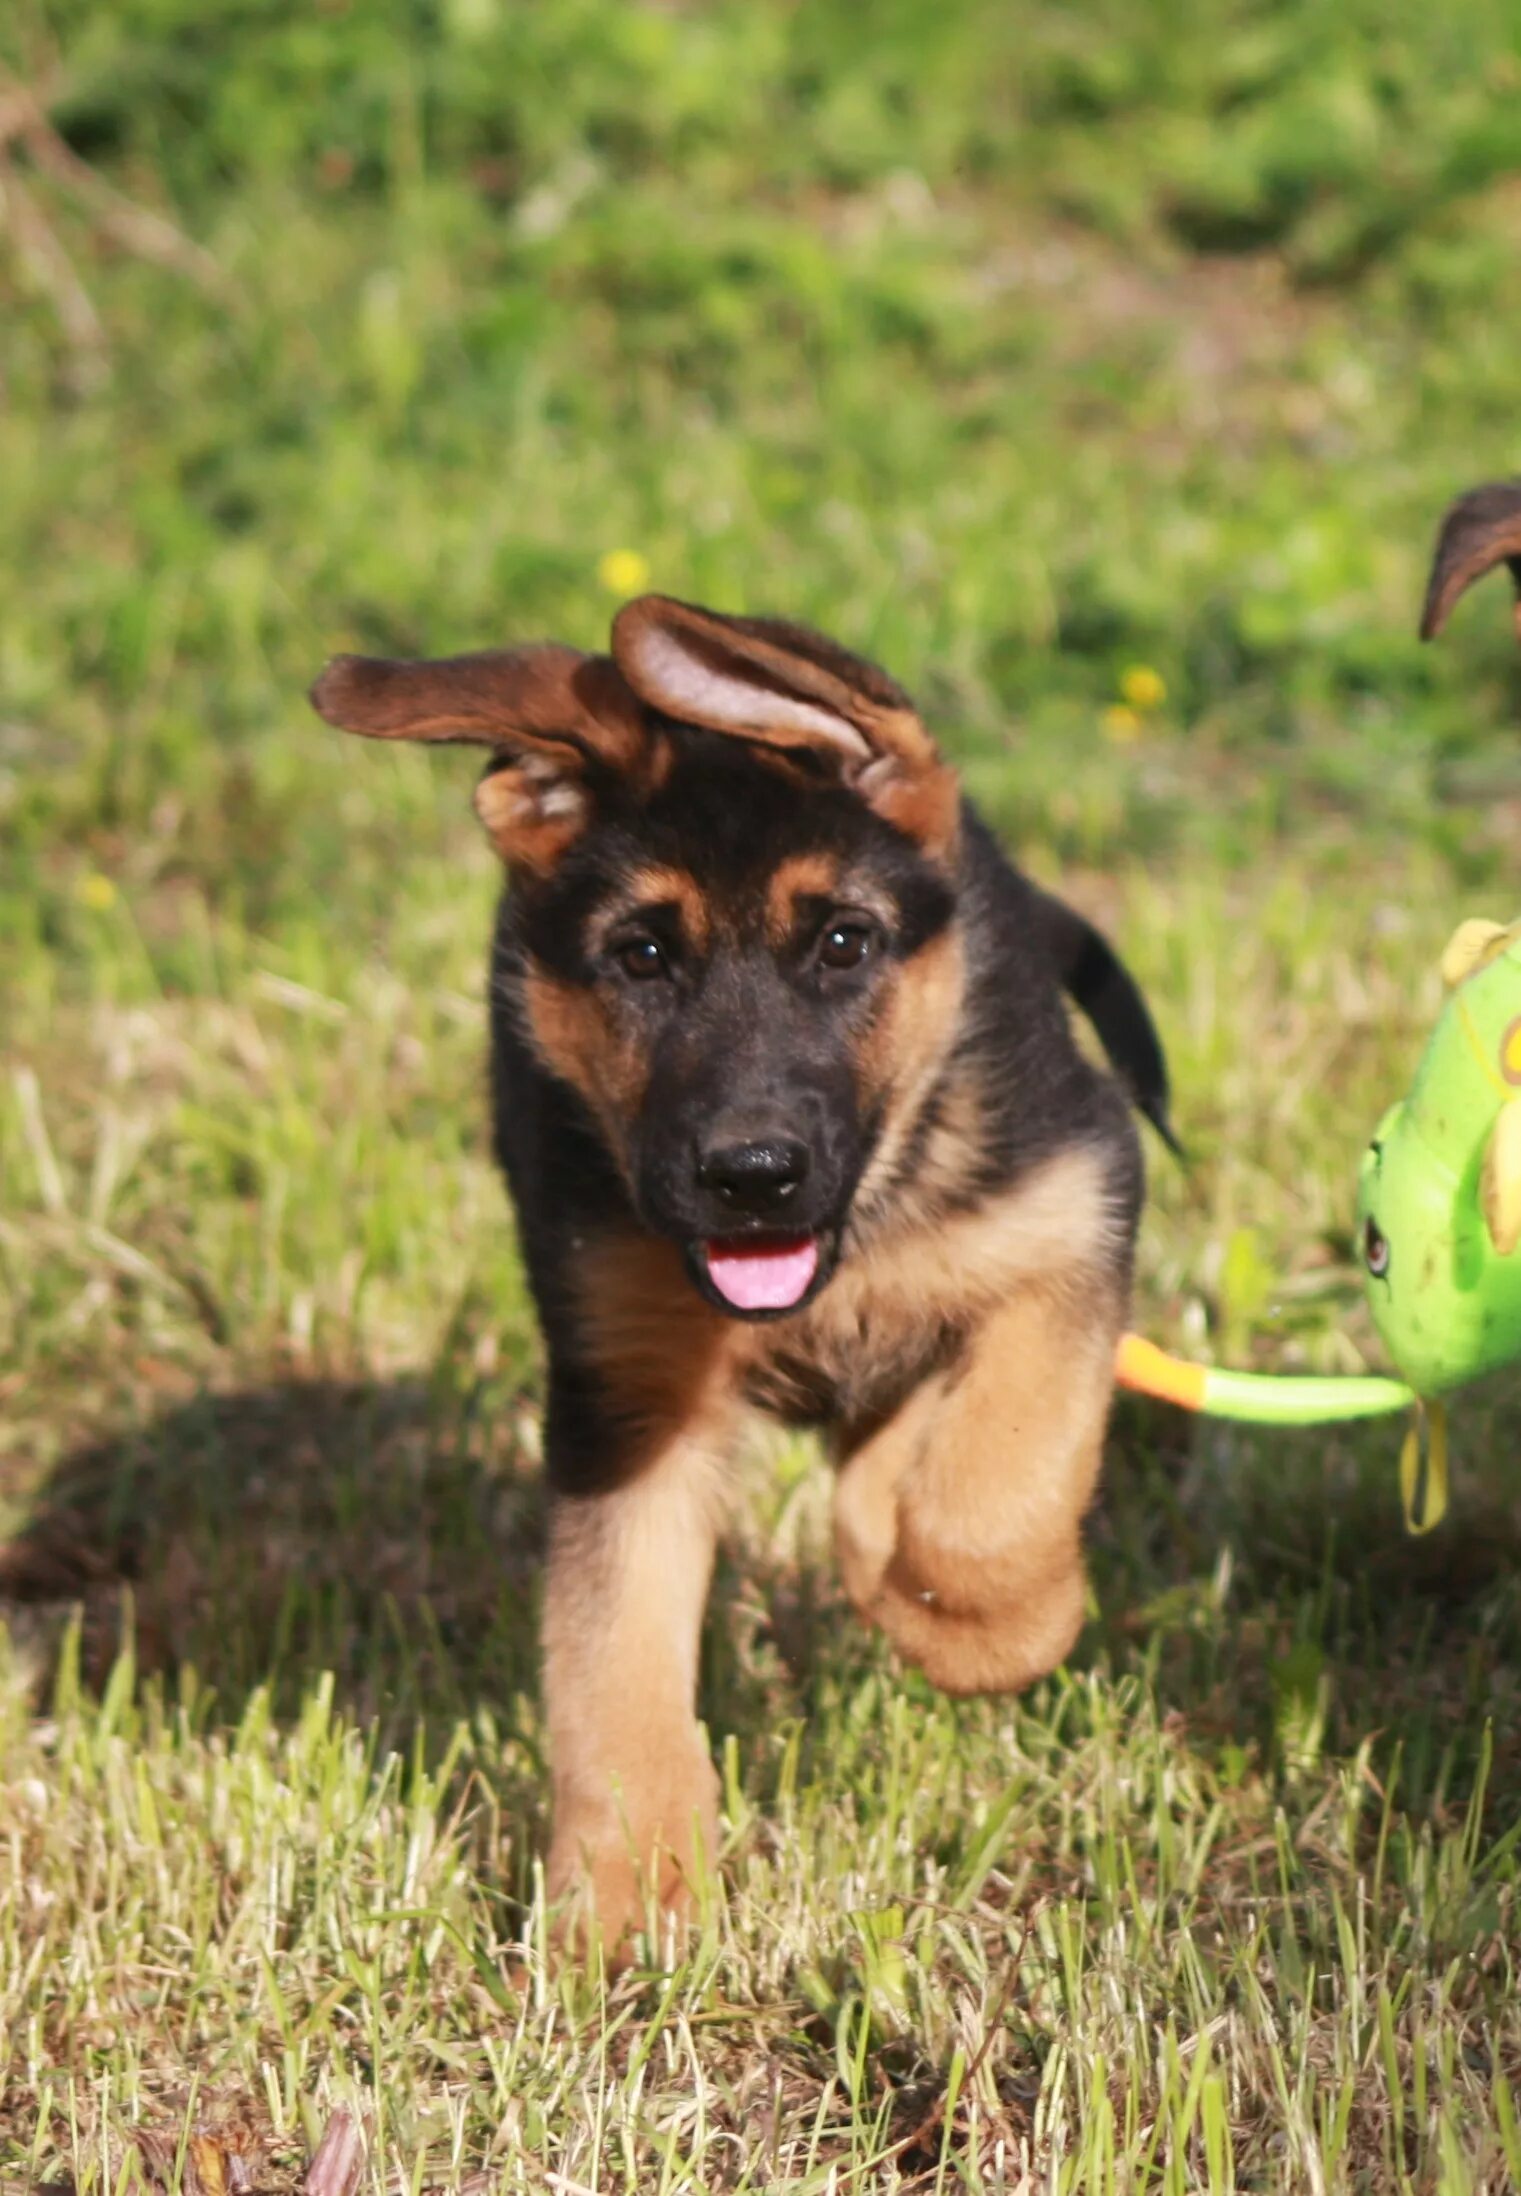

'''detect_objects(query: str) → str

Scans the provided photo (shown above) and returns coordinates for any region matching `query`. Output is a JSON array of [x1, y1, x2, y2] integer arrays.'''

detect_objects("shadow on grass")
[[0, 1374, 851, 1765], [5, 1377, 1521, 1827], [1095, 1390, 1521, 1816], [0, 1378, 549, 1739]]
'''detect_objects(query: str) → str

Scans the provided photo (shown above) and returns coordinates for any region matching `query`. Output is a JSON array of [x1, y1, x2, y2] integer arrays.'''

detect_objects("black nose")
[[698, 1135, 810, 1217]]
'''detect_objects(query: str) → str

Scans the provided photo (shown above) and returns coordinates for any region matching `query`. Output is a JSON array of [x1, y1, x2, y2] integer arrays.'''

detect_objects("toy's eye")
[[817, 921, 875, 972], [1363, 1215, 1390, 1278], [615, 934, 668, 982]]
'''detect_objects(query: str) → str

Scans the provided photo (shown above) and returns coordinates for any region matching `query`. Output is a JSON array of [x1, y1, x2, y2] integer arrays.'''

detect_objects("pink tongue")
[[704, 1234, 819, 1312]]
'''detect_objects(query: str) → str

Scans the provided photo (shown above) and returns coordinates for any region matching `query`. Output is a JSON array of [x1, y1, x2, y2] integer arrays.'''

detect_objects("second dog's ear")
[[310, 646, 645, 870], [1421, 481, 1521, 643], [611, 596, 959, 852]]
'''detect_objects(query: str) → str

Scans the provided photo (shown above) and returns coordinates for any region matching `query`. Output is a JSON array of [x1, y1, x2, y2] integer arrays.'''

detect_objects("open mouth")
[[699, 1232, 822, 1316]]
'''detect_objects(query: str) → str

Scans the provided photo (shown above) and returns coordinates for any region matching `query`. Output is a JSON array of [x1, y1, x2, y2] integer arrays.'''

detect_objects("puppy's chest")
[[733, 1140, 1119, 1436], [741, 1291, 965, 1437]]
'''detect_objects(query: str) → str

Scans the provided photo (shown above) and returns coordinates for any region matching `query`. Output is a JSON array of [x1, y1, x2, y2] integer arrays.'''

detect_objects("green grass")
[[6, 0, 1521, 2186]]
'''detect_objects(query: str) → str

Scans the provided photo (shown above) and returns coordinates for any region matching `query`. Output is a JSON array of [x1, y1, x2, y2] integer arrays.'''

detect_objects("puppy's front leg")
[[541, 1390, 729, 1957], [833, 1274, 1119, 1696]]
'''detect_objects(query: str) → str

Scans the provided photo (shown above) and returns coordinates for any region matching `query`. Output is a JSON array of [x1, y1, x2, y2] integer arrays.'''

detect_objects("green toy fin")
[[1440, 918, 1512, 988], [1399, 1400, 1449, 1534], [1481, 1096, 1521, 1256]]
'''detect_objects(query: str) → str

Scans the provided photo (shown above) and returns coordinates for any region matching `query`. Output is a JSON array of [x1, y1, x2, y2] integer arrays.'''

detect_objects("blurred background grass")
[[8, 0, 1521, 1426], [7, 3, 1521, 2188], [7, 0, 1521, 933]]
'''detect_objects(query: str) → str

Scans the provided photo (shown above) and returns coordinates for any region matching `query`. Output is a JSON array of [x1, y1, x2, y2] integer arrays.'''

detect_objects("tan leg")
[[833, 1275, 1119, 1695], [542, 1427, 727, 1957]]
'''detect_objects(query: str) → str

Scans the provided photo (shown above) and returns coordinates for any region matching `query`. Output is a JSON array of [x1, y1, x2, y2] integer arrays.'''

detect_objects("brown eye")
[[616, 935, 667, 982], [1363, 1215, 1390, 1278], [817, 922, 874, 972]]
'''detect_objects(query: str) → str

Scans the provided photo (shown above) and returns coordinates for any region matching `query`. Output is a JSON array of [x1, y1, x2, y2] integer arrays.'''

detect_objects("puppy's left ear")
[[1421, 480, 1521, 643], [310, 644, 647, 872], [611, 595, 959, 851]]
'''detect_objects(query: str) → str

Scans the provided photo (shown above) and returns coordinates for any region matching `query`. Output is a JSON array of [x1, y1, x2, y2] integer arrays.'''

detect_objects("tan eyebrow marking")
[[764, 852, 843, 945], [597, 864, 712, 953]]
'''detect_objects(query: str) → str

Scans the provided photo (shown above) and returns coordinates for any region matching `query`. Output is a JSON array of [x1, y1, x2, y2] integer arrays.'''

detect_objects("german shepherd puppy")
[[312, 598, 1172, 1950]]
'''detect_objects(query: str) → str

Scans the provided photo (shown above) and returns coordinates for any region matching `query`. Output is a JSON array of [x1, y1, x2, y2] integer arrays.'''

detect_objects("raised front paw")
[[865, 1550, 1088, 1697]]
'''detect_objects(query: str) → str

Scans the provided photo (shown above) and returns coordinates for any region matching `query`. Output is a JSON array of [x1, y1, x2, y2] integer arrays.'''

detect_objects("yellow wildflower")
[[1101, 704, 1142, 745], [597, 548, 652, 597], [1120, 664, 1166, 712], [74, 872, 118, 910]]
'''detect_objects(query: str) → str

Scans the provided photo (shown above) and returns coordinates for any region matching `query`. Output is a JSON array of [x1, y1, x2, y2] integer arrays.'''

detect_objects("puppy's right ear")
[[310, 646, 645, 870], [1420, 481, 1521, 644], [610, 595, 959, 851]]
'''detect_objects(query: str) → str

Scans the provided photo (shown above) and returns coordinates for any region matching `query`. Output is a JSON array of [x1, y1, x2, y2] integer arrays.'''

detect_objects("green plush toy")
[[1118, 481, 1521, 1532], [1123, 912, 1521, 1532], [1354, 479, 1521, 1527], [1354, 916, 1521, 1528]]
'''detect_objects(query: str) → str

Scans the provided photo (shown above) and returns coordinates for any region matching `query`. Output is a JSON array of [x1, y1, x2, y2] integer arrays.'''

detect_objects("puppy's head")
[[312, 599, 965, 1318]]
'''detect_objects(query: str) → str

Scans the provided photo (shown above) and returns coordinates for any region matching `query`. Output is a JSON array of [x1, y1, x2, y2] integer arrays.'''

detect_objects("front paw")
[[546, 1755, 720, 1963], [869, 1554, 1088, 1697]]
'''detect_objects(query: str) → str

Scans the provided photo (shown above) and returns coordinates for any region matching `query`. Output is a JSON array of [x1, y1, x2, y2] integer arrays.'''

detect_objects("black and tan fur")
[[311, 596, 1174, 1951]]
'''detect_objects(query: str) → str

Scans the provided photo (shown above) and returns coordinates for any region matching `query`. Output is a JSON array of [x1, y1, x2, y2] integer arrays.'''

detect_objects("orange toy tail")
[[1114, 1332, 1209, 1410]]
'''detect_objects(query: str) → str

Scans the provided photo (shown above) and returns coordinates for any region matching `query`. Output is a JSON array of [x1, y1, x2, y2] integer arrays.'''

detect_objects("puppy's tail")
[[1038, 891, 1182, 1157]]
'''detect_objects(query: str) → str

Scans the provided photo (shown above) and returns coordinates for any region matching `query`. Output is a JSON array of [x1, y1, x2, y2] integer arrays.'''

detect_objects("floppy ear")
[[610, 596, 959, 851], [1481, 1096, 1521, 1257], [309, 646, 645, 870], [1420, 481, 1521, 643]]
